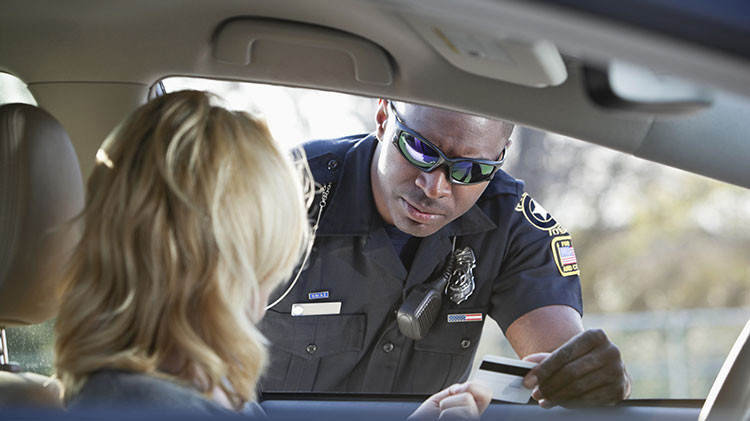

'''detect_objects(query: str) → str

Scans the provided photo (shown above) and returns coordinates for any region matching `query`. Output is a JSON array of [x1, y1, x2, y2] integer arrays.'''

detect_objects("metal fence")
[[472, 306, 750, 399]]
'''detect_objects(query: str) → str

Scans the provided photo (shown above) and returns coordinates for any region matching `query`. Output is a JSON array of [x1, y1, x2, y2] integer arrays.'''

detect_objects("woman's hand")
[[409, 381, 492, 420]]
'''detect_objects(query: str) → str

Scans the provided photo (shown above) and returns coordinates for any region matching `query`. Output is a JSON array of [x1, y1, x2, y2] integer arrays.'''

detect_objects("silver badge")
[[445, 246, 476, 305]]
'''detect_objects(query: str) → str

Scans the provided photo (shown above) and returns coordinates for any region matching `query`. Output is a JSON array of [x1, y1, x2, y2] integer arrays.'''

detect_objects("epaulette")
[[302, 133, 371, 219], [303, 134, 367, 185]]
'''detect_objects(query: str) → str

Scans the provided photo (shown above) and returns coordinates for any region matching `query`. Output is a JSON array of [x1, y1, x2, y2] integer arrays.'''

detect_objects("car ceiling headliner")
[[1, 0, 748, 187]]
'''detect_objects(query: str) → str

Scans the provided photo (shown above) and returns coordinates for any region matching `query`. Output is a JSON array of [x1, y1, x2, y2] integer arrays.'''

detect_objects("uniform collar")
[[316, 134, 379, 236], [316, 134, 501, 237]]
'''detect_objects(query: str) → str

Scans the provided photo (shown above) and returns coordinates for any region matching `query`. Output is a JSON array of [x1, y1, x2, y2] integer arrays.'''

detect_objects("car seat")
[[0, 103, 85, 407]]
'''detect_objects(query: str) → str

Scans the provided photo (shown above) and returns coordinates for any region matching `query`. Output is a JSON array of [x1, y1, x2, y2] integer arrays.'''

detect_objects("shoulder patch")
[[514, 193, 568, 236], [551, 235, 580, 277]]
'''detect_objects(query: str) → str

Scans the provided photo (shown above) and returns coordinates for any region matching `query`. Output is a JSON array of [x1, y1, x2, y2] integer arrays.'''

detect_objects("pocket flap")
[[261, 310, 366, 359]]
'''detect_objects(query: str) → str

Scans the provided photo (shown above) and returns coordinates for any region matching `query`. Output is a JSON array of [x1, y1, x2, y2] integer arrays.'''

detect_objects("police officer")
[[260, 100, 630, 408]]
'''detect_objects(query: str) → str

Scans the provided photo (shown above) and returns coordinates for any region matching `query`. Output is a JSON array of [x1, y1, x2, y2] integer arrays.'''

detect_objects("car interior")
[[0, 0, 748, 419]]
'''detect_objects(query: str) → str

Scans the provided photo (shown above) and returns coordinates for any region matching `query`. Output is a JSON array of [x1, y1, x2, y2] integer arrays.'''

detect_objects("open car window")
[[158, 77, 749, 400]]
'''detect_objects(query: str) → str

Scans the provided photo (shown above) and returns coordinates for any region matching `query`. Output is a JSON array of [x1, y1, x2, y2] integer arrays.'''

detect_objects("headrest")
[[0, 104, 84, 327]]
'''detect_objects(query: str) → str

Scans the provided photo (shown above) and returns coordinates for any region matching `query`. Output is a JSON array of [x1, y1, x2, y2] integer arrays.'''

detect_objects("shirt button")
[[382, 342, 395, 353], [460, 339, 471, 349], [306, 344, 318, 354], [327, 159, 338, 171]]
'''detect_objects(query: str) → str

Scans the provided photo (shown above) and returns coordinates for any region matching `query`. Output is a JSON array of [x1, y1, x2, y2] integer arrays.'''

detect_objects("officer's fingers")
[[438, 393, 479, 420], [544, 341, 627, 405], [538, 367, 612, 407], [544, 361, 629, 409], [522, 352, 550, 388], [530, 329, 609, 383], [536, 350, 610, 397], [559, 381, 629, 408], [571, 364, 630, 406], [523, 352, 550, 364]]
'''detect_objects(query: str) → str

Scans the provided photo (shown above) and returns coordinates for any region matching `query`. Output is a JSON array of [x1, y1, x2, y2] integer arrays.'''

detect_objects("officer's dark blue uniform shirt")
[[259, 133, 583, 394]]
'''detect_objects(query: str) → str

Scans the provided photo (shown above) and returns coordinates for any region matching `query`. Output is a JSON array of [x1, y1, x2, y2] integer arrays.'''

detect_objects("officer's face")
[[372, 100, 512, 237]]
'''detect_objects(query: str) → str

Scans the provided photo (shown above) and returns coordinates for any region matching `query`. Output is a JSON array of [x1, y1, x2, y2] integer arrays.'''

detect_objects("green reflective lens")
[[451, 162, 473, 183], [479, 164, 494, 176]]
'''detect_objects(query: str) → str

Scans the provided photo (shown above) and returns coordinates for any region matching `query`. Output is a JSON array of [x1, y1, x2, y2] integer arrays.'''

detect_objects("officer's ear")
[[375, 99, 389, 142]]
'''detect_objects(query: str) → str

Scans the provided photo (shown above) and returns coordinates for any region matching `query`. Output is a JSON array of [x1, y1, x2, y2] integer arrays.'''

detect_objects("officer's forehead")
[[396, 102, 513, 155]]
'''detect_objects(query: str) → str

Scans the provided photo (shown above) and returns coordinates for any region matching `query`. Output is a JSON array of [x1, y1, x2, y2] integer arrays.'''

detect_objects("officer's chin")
[[396, 217, 445, 238]]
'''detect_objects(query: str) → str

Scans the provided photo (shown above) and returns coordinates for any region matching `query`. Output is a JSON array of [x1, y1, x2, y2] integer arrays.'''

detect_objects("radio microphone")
[[396, 257, 454, 340]]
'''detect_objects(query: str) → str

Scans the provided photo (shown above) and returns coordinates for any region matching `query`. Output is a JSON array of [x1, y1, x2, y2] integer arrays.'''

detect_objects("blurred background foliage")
[[480, 127, 749, 398], [508, 127, 749, 314], [2, 74, 748, 398]]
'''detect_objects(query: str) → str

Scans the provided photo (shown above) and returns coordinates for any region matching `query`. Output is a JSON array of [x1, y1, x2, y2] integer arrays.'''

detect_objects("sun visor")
[[404, 15, 567, 88], [213, 19, 393, 87]]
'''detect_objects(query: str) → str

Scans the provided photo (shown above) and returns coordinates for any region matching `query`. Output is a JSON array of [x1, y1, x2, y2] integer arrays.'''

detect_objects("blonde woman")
[[54, 90, 490, 418]]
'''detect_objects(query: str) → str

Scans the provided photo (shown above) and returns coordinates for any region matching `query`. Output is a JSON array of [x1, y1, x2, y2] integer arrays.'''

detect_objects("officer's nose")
[[415, 166, 452, 199]]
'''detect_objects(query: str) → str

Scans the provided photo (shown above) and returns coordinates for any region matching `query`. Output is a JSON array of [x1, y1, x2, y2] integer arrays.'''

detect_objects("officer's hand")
[[522, 329, 630, 409], [409, 381, 491, 420]]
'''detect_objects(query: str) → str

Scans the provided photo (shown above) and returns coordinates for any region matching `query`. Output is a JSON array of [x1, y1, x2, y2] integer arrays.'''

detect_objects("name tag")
[[291, 302, 342, 316], [472, 355, 536, 404]]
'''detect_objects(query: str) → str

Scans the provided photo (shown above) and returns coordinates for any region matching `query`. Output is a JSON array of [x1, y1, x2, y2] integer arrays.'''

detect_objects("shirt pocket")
[[410, 307, 486, 390], [260, 309, 366, 391]]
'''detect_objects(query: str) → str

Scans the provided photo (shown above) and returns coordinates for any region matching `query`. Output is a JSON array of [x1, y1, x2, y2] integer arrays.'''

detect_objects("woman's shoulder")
[[67, 369, 232, 415]]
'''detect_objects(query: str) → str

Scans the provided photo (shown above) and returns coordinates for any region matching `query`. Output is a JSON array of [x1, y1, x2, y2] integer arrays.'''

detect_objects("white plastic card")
[[472, 355, 537, 404]]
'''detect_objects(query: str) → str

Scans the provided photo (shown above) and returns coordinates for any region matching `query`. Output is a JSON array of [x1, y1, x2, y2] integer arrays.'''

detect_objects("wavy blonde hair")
[[55, 90, 312, 406]]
